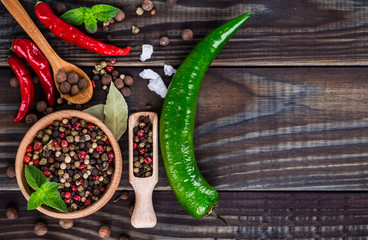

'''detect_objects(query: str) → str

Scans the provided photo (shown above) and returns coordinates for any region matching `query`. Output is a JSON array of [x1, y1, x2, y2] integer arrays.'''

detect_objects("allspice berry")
[[114, 78, 124, 89], [102, 74, 112, 85], [60, 82, 71, 94], [25, 114, 38, 125], [46, 107, 54, 114], [34, 222, 48, 236], [54, 3, 66, 15], [67, 72, 79, 84], [36, 100, 48, 112], [123, 75, 134, 86], [114, 10, 125, 22], [111, 70, 120, 79], [59, 219, 73, 229], [6, 166, 15, 178], [6, 207, 18, 220], [56, 71, 67, 83], [78, 78, 88, 89], [121, 87, 131, 97], [160, 36, 169, 46], [182, 29, 193, 41], [98, 225, 111, 239], [10, 76, 19, 88], [142, 0, 153, 11], [71, 85, 80, 95]]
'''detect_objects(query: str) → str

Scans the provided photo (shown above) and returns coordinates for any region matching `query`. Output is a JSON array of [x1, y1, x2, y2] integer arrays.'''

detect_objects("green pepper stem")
[[211, 209, 230, 227]]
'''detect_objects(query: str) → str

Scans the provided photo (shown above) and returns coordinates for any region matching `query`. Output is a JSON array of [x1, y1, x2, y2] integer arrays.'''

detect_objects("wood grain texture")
[[0, 0, 368, 67], [1, 67, 368, 191], [0, 191, 368, 239]]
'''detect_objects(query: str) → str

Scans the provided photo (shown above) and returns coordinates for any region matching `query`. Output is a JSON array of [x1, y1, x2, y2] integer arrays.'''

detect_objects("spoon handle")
[[131, 182, 157, 228], [1, 0, 62, 68]]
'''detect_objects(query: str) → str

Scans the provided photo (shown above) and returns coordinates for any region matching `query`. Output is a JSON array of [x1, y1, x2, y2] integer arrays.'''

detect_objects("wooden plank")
[[0, 191, 368, 239], [1, 67, 368, 190], [0, 0, 368, 67]]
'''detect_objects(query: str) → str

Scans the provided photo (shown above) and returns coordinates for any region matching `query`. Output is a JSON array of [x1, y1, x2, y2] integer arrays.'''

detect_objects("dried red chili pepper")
[[12, 39, 55, 106], [8, 56, 34, 123], [35, 2, 131, 56]]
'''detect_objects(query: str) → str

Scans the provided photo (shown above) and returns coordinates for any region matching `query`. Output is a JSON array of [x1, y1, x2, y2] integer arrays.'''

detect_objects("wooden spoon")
[[129, 112, 158, 228], [1, 0, 92, 105]]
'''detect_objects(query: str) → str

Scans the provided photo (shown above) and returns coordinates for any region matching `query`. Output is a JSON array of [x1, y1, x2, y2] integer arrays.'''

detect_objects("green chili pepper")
[[160, 12, 252, 220]]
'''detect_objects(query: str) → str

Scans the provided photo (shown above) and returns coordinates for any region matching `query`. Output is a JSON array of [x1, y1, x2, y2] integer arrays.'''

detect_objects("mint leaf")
[[27, 192, 44, 210], [104, 83, 128, 141], [91, 4, 119, 22], [44, 192, 68, 213], [84, 8, 97, 33], [25, 165, 46, 190], [61, 8, 84, 26], [40, 182, 60, 194]]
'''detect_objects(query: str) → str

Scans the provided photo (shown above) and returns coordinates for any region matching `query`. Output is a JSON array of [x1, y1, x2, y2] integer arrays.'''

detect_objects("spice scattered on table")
[[59, 219, 73, 229], [132, 25, 140, 34], [24, 117, 115, 212], [25, 113, 38, 126], [99, 225, 111, 239], [34, 221, 48, 236], [6, 207, 18, 219], [113, 191, 129, 202], [181, 28, 193, 41], [133, 115, 153, 177], [9, 76, 19, 88], [36, 100, 48, 113], [159, 36, 169, 46], [6, 166, 16, 178]]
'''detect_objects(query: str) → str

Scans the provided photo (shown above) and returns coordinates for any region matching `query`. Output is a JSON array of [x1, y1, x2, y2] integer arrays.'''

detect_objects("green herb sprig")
[[61, 4, 119, 33], [25, 165, 68, 213]]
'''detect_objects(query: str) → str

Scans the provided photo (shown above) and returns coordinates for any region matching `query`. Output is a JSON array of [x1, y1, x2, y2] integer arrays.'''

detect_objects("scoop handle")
[[131, 182, 157, 228]]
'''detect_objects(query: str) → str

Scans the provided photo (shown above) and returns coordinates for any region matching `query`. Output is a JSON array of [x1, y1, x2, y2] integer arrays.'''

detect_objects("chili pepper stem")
[[210, 209, 230, 227]]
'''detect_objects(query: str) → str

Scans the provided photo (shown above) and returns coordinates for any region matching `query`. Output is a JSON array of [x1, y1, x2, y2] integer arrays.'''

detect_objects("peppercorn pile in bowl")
[[15, 110, 122, 219]]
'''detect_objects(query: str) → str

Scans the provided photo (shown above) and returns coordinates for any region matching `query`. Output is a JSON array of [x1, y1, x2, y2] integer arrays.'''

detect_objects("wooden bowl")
[[15, 110, 122, 219]]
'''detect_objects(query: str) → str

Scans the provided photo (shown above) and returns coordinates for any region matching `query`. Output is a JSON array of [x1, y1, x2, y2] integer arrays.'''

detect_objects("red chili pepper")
[[8, 56, 34, 123], [12, 39, 55, 106], [35, 2, 131, 56]]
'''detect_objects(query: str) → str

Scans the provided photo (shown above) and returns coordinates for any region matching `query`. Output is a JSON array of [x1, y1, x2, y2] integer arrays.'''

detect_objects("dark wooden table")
[[1, 0, 368, 239]]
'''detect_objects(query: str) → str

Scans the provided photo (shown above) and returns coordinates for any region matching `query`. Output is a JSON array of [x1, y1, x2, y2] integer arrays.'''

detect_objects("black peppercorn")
[[54, 3, 66, 15], [6, 207, 18, 219], [121, 87, 131, 97], [102, 74, 112, 85]]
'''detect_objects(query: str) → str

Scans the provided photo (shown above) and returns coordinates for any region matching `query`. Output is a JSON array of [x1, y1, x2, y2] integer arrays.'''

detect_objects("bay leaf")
[[83, 104, 104, 121], [103, 83, 128, 140]]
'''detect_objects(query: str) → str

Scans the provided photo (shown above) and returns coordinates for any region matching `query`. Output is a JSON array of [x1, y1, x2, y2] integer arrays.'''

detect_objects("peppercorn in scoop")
[[24, 117, 115, 211]]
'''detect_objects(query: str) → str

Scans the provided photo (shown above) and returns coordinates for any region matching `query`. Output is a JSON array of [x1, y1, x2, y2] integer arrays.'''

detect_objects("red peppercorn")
[[76, 179, 83, 186], [93, 176, 99, 180], [99, 186, 105, 193], [96, 145, 104, 153], [144, 156, 153, 164], [137, 129, 145, 137], [33, 141, 42, 151], [61, 140, 68, 148], [74, 122, 82, 130], [64, 198, 72, 204], [43, 170, 51, 177], [78, 151, 86, 159], [65, 122, 72, 130], [87, 124, 95, 130], [92, 80, 96, 88], [133, 143, 137, 150], [108, 158, 113, 162], [64, 192, 71, 199], [24, 155, 31, 164], [106, 66, 114, 72], [73, 195, 81, 201], [85, 198, 92, 206], [138, 148, 146, 155], [26, 145, 33, 153], [59, 132, 65, 138], [77, 164, 87, 170], [108, 152, 114, 159], [48, 157, 55, 163], [71, 185, 77, 192], [33, 159, 39, 165], [47, 125, 53, 130], [51, 139, 59, 149], [110, 58, 117, 65]]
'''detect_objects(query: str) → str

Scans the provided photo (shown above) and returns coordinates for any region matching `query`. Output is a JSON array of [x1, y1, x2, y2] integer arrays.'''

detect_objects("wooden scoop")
[[129, 112, 158, 228], [1, 0, 92, 105]]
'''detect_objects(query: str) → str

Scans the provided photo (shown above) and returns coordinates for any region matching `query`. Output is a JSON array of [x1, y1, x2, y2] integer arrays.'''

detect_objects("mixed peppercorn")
[[133, 115, 153, 177], [24, 117, 115, 211]]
